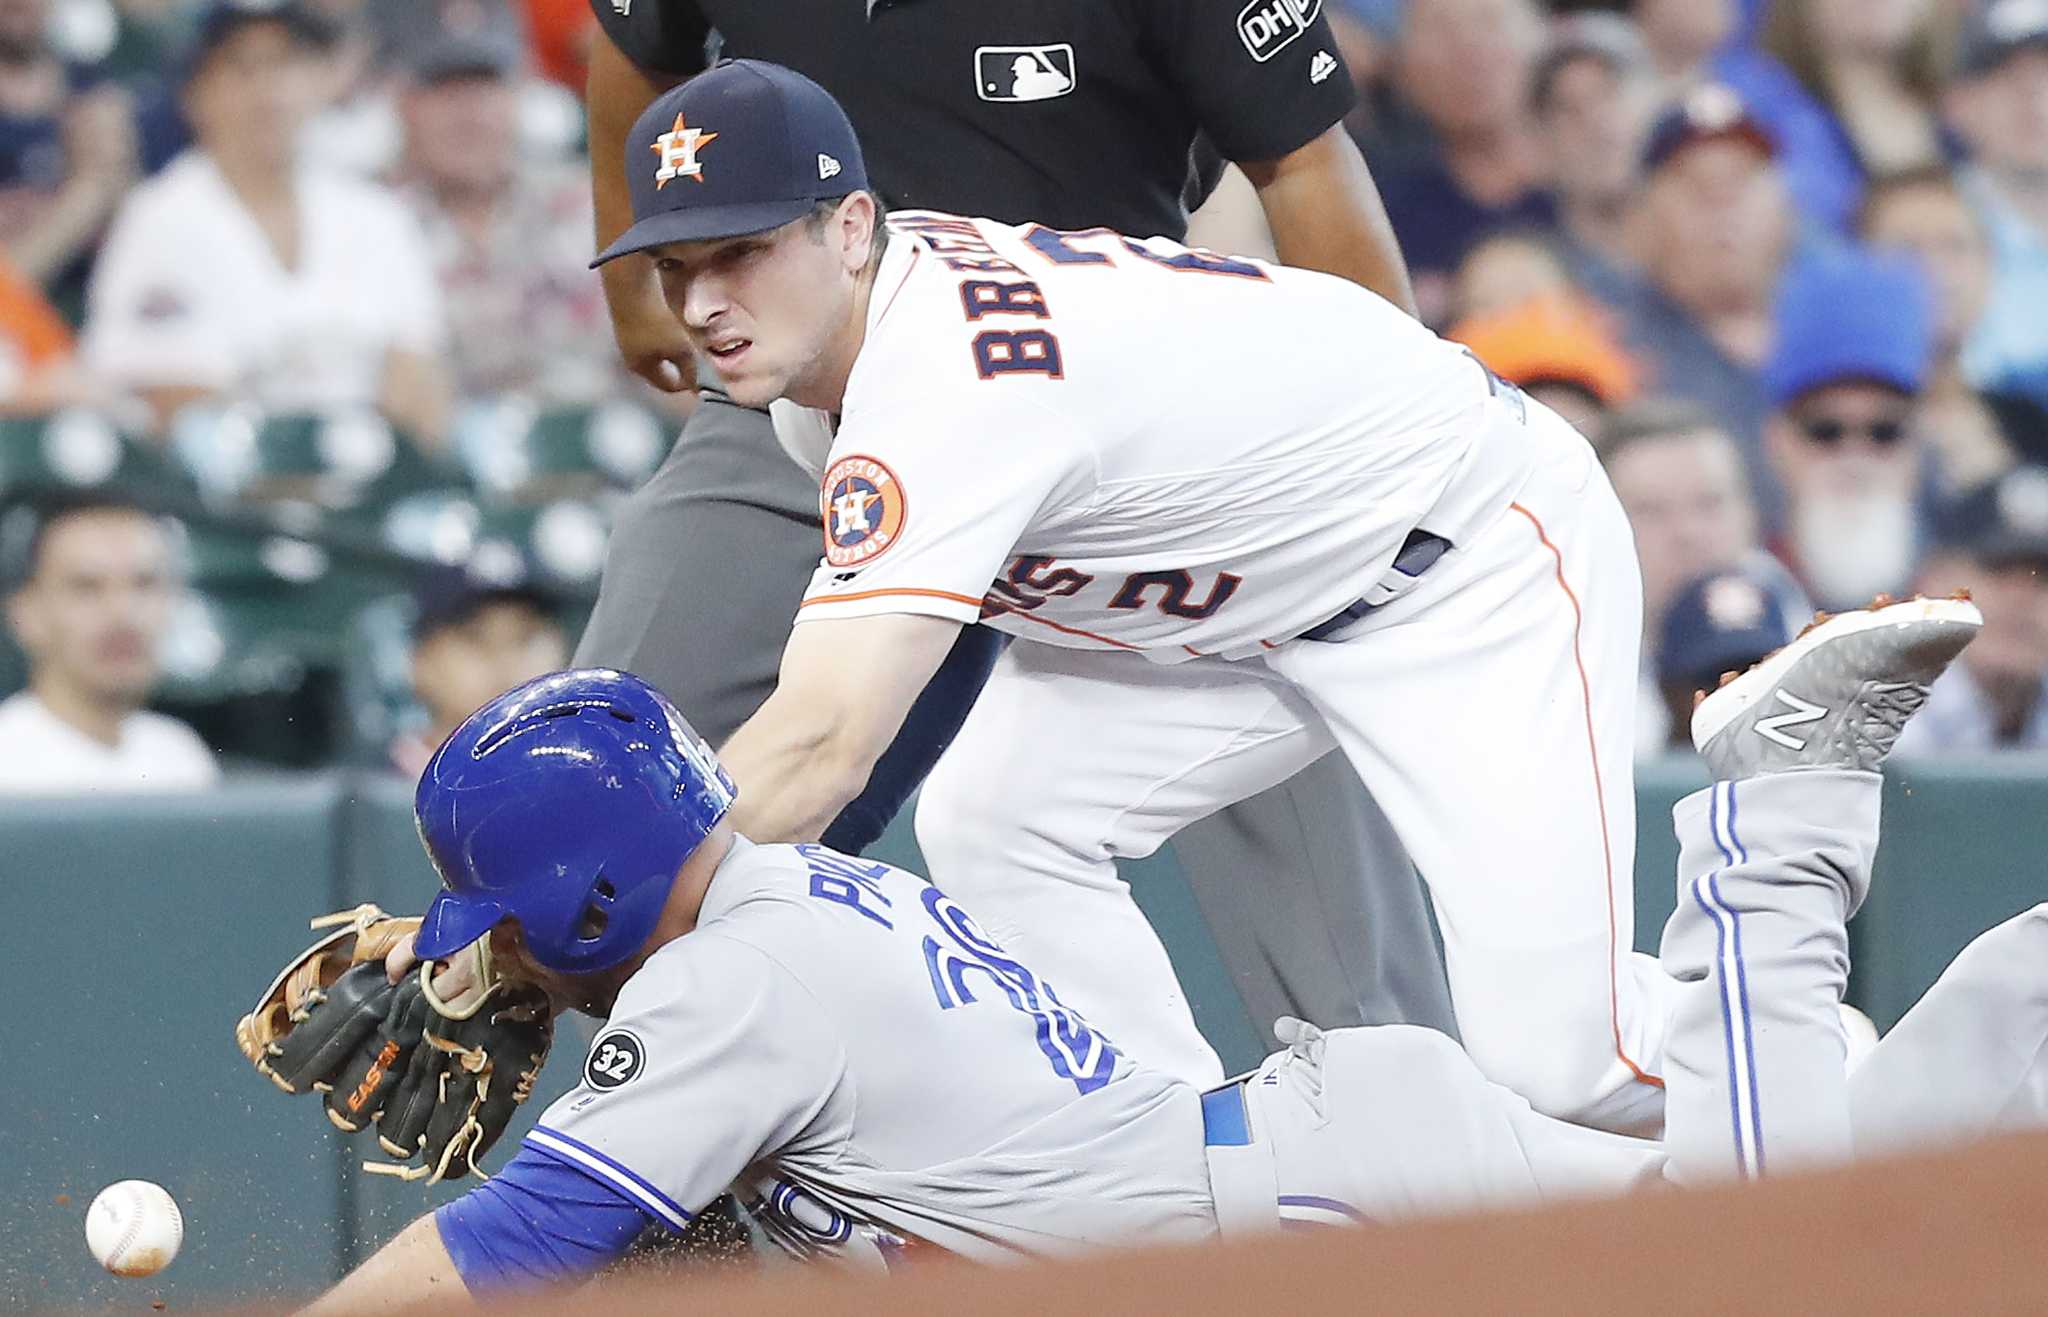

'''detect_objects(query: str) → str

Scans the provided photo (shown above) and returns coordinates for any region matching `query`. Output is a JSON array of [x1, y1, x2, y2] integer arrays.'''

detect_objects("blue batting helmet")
[[410, 668, 738, 975]]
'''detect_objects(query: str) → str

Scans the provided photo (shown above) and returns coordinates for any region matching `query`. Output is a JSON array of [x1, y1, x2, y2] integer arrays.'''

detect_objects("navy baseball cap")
[[1657, 562, 1804, 691], [1765, 246, 1935, 408], [181, 0, 337, 85], [411, 563, 561, 643], [592, 60, 868, 267], [1640, 83, 1775, 175]]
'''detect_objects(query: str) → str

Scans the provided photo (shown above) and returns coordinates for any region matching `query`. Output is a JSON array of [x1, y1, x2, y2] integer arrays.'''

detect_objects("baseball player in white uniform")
[[588, 62, 1661, 1130], [303, 591, 2048, 1307]]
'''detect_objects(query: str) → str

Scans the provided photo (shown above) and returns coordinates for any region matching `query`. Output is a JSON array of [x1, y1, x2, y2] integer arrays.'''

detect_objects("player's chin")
[[716, 364, 785, 409]]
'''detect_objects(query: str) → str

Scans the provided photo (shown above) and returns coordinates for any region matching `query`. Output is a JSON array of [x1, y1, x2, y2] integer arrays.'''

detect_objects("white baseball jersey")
[[779, 211, 1537, 660], [527, 836, 1216, 1262]]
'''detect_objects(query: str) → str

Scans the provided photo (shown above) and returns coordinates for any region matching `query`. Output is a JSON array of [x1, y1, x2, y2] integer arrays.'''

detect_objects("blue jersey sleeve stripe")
[[528, 1126, 695, 1230]]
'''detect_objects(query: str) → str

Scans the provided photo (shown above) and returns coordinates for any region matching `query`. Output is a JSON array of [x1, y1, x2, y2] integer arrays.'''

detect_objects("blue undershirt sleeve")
[[822, 624, 1008, 854], [432, 1141, 668, 1293]]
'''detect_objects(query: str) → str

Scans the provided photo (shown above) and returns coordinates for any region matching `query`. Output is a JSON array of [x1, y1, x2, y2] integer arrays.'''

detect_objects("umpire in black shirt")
[[574, 0, 1457, 1066]]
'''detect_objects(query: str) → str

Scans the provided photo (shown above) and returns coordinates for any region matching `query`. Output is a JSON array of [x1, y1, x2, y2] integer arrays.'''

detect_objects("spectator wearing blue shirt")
[[1627, 0, 1864, 237], [1599, 85, 1794, 522], [1372, 0, 1553, 324], [0, 0, 137, 317], [1945, 0, 2048, 411], [1757, 0, 1954, 183], [1762, 246, 1938, 611]]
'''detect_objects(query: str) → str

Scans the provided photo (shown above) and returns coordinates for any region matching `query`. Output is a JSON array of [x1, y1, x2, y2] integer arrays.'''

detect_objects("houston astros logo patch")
[[651, 112, 718, 188], [824, 455, 907, 567]]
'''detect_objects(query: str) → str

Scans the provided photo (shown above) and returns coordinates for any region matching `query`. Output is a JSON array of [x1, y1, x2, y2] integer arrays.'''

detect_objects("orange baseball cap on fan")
[[1446, 293, 1640, 408]]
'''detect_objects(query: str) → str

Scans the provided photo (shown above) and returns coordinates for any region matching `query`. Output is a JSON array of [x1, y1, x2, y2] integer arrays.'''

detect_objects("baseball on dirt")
[[85, 1180, 183, 1277]]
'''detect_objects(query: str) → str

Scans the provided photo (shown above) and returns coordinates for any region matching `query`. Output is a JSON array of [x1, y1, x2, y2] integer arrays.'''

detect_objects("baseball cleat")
[[1691, 593, 1982, 779]]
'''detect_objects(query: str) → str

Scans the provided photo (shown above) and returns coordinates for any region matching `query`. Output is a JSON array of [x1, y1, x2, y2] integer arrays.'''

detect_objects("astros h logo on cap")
[[651, 112, 718, 188]]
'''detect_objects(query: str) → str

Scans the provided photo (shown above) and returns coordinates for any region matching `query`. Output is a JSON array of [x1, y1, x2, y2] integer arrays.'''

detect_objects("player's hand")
[[606, 265, 698, 393]]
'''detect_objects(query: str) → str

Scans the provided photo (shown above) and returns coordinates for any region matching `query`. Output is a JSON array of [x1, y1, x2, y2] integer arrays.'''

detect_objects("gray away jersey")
[[527, 837, 1217, 1263]]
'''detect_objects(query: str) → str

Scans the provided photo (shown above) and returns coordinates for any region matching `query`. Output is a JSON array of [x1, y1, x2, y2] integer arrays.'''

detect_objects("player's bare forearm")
[[720, 612, 963, 842], [1240, 125, 1417, 318], [300, 1213, 467, 1316]]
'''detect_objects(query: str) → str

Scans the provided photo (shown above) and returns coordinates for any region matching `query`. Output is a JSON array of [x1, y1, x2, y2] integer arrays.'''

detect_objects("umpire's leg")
[[1171, 757, 1459, 1048], [575, 391, 817, 744]]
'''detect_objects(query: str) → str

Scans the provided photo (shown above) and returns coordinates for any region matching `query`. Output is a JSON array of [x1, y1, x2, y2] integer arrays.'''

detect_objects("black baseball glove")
[[236, 904, 554, 1183]]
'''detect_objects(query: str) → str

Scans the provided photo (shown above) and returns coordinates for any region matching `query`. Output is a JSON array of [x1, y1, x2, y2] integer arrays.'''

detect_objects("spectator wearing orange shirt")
[[0, 251, 87, 410]]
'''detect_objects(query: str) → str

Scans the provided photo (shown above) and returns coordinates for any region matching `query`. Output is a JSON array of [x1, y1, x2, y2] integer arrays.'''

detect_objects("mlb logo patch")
[[976, 45, 1076, 103], [1237, 0, 1322, 62]]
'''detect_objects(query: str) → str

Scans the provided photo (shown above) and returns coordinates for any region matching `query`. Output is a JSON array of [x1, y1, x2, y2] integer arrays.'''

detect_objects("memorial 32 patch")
[[585, 1029, 646, 1090]]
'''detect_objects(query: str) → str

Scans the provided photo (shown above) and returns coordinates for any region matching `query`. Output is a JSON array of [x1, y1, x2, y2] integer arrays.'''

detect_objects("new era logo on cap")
[[818, 153, 841, 180]]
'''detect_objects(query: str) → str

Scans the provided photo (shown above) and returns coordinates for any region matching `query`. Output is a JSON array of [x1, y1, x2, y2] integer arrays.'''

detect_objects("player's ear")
[[838, 191, 878, 275]]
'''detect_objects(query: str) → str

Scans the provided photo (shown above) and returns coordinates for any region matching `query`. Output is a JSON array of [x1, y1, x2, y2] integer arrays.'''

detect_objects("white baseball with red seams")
[[85, 1180, 183, 1277]]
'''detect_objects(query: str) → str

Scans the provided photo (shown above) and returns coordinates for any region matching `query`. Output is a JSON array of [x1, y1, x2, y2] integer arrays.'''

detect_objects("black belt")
[[1296, 528, 1452, 642]]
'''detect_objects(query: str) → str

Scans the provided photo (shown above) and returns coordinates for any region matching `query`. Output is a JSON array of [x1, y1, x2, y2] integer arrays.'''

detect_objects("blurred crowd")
[[1331, 0, 2048, 759], [2, 0, 2046, 794]]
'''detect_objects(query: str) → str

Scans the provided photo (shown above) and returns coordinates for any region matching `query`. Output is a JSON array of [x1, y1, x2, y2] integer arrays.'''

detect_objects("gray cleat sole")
[[1691, 596, 1983, 778]]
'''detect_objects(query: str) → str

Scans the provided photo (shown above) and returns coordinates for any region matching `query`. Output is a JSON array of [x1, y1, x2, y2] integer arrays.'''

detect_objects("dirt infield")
[[158, 1128, 2048, 1315], [481, 1129, 2048, 1317]]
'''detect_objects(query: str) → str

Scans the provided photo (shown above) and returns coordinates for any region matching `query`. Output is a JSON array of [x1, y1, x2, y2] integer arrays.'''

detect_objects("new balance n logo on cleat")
[[1755, 690, 1827, 749]]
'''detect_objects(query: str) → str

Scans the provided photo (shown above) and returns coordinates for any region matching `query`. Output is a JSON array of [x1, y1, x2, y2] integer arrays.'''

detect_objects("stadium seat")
[[453, 398, 669, 500], [472, 497, 612, 593], [375, 486, 609, 597], [167, 405, 457, 513], [0, 408, 194, 501]]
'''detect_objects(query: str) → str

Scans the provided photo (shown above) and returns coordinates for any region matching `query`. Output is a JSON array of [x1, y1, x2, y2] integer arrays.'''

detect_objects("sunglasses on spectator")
[[1794, 414, 1911, 447]]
